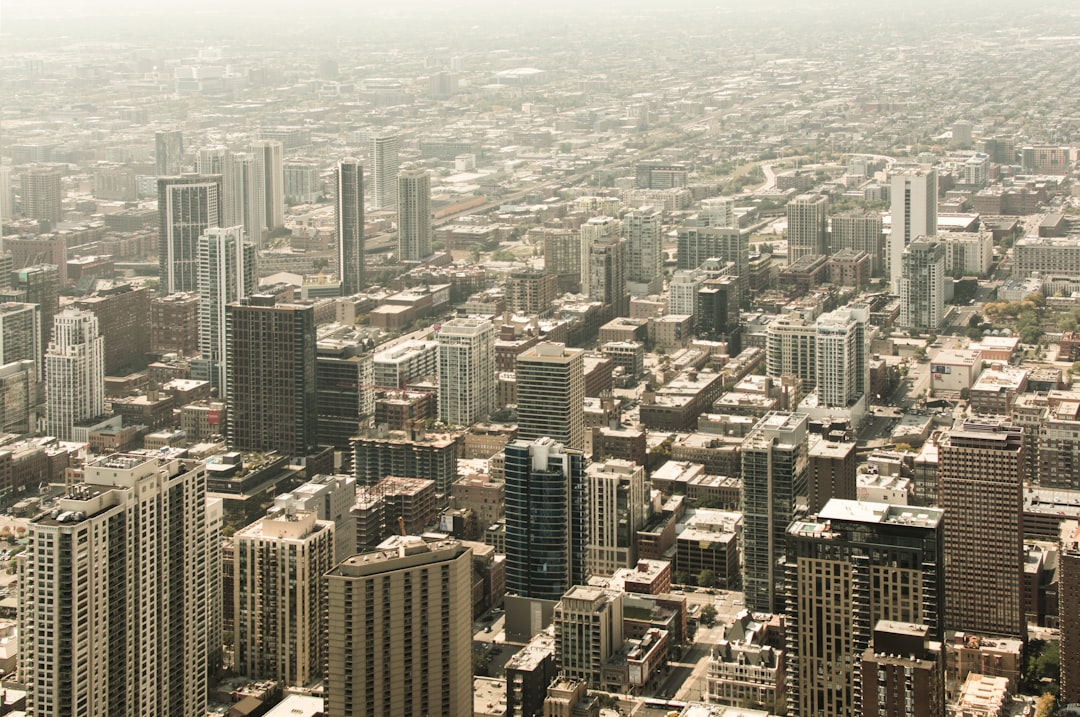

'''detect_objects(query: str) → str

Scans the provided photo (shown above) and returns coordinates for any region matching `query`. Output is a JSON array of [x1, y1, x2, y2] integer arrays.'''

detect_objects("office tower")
[[625, 206, 663, 296], [20, 167, 63, 224], [700, 196, 736, 228], [1060, 520, 1080, 703], [807, 437, 857, 514], [437, 317, 495, 426], [326, 537, 473, 717], [889, 167, 937, 291], [585, 459, 649, 576], [831, 211, 885, 275], [515, 342, 585, 451], [369, 133, 400, 210], [74, 282, 151, 375], [196, 226, 257, 395], [553, 586, 625, 689], [899, 239, 945, 331], [635, 161, 687, 189], [336, 158, 365, 294], [397, 168, 431, 261], [196, 146, 243, 227], [251, 139, 284, 231], [787, 193, 829, 263], [742, 411, 809, 614], [316, 334, 374, 454], [542, 228, 582, 293], [588, 236, 629, 317], [504, 438, 588, 601], [676, 223, 750, 276], [158, 174, 223, 294], [20, 453, 212, 717], [860, 622, 946, 717], [233, 152, 266, 247], [226, 295, 317, 458], [155, 128, 184, 175], [785, 500, 945, 717], [766, 313, 817, 392], [45, 308, 104, 441], [0, 302, 42, 376], [814, 304, 869, 408], [234, 507, 334, 686], [579, 216, 620, 294], [939, 421, 1025, 638]]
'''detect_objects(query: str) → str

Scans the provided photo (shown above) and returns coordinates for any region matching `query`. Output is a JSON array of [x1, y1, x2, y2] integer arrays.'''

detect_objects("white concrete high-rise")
[[336, 158, 365, 294], [0, 165, 13, 227], [155, 128, 184, 176], [700, 196, 736, 228], [889, 167, 938, 292], [585, 459, 649, 576], [437, 318, 495, 426], [369, 133, 400, 210], [233, 152, 266, 247], [251, 139, 285, 231], [579, 216, 620, 295], [397, 168, 431, 261], [625, 206, 664, 296], [814, 304, 869, 409], [21, 453, 214, 717], [899, 239, 945, 331], [787, 193, 829, 263], [515, 342, 585, 451], [45, 308, 104, 441], [196, 146, 243, 227], [196, 226, 257, 395]]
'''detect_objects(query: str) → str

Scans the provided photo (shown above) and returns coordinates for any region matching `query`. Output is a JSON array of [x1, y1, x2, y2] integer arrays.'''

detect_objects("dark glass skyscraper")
[[336, 158, 364, 295], [504, 438, 587, 601]]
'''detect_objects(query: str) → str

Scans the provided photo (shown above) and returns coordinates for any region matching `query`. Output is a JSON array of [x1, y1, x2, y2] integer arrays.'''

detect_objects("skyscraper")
[[336, 158, 365, 294], [515, 342, 585, 451], [233, 152, 266, 247], [939, 420, 1025, 638], [226, 294, 317, 458], [12, 264, 60, 351], [369, 133, 400, 210], [234, 507, 334, 686], [196, 146, 243, 227], [195, 226, 257, 395], [20, 167, 63, 224], [437, 317, 495, 426], [20, 453, 213, 717], [504, 438, 588, 602], [625, 206, 663, 296], [158, 174, 223, 294], [579, 216, 620, 295], [251, 139, 285, 231], [325, 537, 473, 717], [397, 168, 431, 261], [889, 167, 937, 292], [1060, 520, 1080, 704], [786, 193, 829, 263], [585, 459, 649, 576], [742, 411, 809, 614], [588, 236, 629, 317], [814, 304, 869, 409], [899, 239, 945, 331], [45, 308, 105, 441], [0, 301, 42, 376], [831, 211, 885, 276], [785, 500, 945, 717], [676, 223, 750, 275], [155, 128, 184, 176]]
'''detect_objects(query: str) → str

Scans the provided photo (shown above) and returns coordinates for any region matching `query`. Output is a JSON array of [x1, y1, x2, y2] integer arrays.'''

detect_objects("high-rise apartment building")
[[11, 263, 60, 351], [20, 167, 63, 224], [860, 622, 946, 717], [541, 229, 582, 293], [284, 161, 321, 205], [195, 146, 243, 227], [369, 133, 400, 210], [831, 211, 885, 276], [234, 507, 334, 686], [676, 223, 750, 278], [316, 333, 374, 454], [155, 128, 184, 176], [700, 196, 736, 228], [74, 282, 152, 375], [553, 586, 625, 689], [226, 295, 317, 458], [195, 226, 257, 395], [765, 313, 817, 394], [807, 437, 857, 514], [504, 438, 588, 602], [939, 421, 1025, 638], [336, 158, 365, 295], [372, 339, 439, 389], [585, 459, 649, 576], [274, 474, 357, 565], [158, 174, 223, 294], [233, 152, 266, 247], [397, 168, 431, 261], [325, 537, 473, 717], [579, 216, 620, 294], [785, 500, 945, 717], [515, 342, 585, 451], [20, 453, 213, 717], [814, 304, 869, 409], [889, 167, 937, 292], [437, 318, 495, 426], [787, 193, 829, 263], [588, 236, 629, 317], [251, 139, 285, 231], [742, 411, 809, 613], [899, 239, 945, 331], [45, 308, 104, 441], [0, 301, 42, 376], [1060, 520, 1080, 703], [625, 207, 663, 296]]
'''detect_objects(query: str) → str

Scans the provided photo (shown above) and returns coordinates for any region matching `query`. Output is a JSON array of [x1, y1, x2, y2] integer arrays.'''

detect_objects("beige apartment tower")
[[515, 342, 585, 451], [325, 538, 473, 717]]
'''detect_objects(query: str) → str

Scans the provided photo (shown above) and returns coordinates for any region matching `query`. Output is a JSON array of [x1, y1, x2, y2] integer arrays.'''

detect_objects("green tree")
[[673, 570, 691, 586], [699, 604, 718, 627], [697, 569, 718, 588]]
